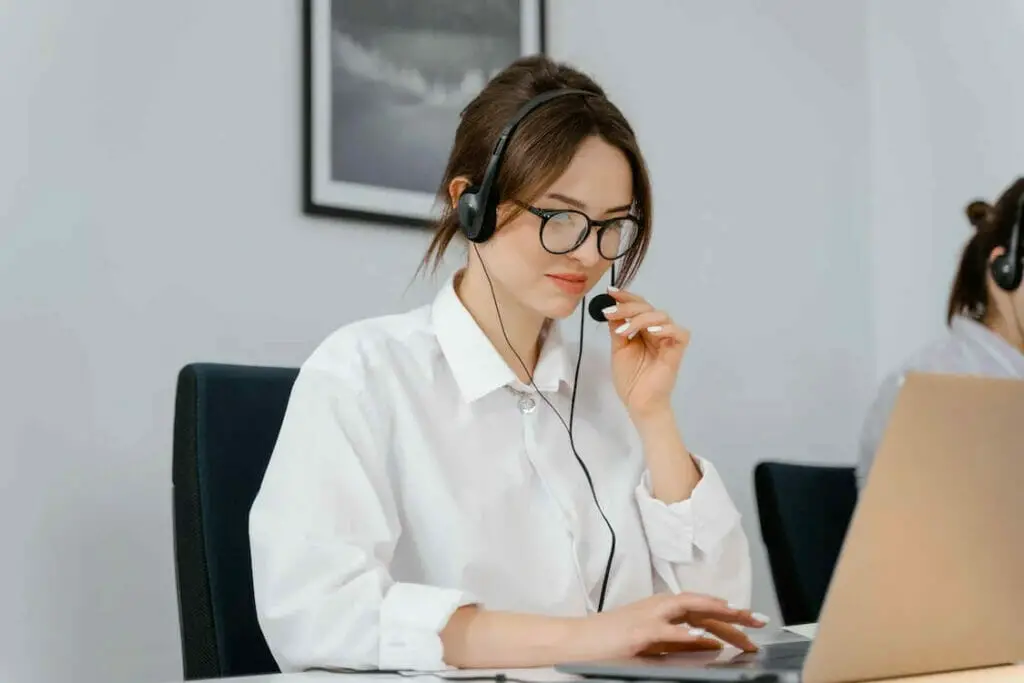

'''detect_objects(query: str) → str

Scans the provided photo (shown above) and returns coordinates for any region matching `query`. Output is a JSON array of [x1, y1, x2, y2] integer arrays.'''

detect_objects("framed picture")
[[303, 0, 547, 226]]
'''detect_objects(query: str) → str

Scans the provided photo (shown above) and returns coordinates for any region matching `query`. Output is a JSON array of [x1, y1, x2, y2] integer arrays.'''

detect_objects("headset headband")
[[461, 88, 594, 242]]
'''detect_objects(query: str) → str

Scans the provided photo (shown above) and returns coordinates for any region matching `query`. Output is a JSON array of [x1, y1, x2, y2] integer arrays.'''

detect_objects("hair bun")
[[965, 200, 994, 231]]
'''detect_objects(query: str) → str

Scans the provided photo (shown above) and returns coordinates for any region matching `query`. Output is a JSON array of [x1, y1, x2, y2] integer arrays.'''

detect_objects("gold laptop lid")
[[804, 373, 1024, 683]]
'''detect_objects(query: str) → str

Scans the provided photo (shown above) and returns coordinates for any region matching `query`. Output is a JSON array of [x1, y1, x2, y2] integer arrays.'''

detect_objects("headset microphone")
[[588, 264, 618, 322]]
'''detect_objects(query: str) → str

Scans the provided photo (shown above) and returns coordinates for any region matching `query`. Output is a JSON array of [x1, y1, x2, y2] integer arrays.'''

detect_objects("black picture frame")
[[302, 0, 547, 226]]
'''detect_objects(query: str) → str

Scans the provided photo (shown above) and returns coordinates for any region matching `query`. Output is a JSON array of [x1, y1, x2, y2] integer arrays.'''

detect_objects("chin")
[[534, 295, 583, 320]]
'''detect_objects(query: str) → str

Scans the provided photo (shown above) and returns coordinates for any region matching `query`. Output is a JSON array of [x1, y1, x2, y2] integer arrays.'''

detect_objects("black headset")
[[457, 88, 594, 243], [990, 191, 1024, 292]]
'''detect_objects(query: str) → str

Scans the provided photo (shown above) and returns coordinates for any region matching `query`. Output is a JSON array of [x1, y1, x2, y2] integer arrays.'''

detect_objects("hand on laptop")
[[580, 592, 767, 658]]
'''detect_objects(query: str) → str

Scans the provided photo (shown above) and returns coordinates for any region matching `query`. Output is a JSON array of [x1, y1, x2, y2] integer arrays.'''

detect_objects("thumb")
[[608, 316, 629, 352]]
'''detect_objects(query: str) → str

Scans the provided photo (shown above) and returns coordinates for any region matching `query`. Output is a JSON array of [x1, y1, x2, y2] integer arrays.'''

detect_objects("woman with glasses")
[[249, 56, 764, 674]]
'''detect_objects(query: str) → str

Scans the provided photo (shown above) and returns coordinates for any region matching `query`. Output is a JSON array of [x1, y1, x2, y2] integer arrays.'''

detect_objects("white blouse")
[[858, 315, 1024, 488], [248, 275, 751, 673]]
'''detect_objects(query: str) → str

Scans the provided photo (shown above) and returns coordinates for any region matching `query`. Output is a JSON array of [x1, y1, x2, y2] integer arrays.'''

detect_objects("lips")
[[546, 273, 588, 294], [547, 273, 587, 283]]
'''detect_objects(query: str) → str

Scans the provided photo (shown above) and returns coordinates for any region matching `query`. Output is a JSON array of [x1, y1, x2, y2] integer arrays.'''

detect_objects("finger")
[[649, 625, 725, 653], [599, 300, 654, 321], [606, 287, 648, 305], [617, 314, 690, 347], [659, 597, 761, 629], [685, 608, 770, 630], [658, 592, 732, 620], [640, 322, 691, 347], [612, 311, 670, 339], [691, 618, 760, 653], [607, 313, 630, 352]]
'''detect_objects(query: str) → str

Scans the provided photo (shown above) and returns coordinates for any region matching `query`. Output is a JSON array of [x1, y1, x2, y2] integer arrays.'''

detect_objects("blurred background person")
[[858, 177, 1024, 488]]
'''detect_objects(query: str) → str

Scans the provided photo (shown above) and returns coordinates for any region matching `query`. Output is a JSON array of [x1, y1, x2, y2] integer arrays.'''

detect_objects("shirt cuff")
[[378, 583, 477, 671], [634, 456, 742, 564]]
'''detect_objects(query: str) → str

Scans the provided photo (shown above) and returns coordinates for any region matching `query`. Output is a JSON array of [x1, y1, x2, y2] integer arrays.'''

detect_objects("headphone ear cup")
[[457, 186, 482, 241], [990, 254, 1021, 292], [458, 185, 497, 243]]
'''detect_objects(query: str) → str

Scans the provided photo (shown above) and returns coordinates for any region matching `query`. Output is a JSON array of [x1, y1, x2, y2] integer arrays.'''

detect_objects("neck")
[[455, 266, 548, 383]]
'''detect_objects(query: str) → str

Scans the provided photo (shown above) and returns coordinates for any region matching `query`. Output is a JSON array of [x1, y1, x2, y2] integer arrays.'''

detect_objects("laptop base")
[[555, 640, 810, 683]]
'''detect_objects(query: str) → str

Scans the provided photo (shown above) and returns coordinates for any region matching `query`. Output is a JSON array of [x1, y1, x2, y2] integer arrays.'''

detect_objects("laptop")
[[556, 373, 1024, 683]]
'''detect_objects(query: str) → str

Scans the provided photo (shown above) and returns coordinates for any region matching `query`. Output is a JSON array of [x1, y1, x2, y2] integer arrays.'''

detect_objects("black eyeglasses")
[[518, 203, 641, 260]]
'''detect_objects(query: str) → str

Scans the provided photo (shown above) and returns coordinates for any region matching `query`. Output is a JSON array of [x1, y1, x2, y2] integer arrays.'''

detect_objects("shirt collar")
[[950, 314, 1024, 376], [431, 273, 573, 403]]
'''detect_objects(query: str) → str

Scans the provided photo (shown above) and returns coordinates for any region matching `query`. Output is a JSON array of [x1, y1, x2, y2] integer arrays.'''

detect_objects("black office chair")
[[172, 362, 299, 679], [753, 461, 858, 626]]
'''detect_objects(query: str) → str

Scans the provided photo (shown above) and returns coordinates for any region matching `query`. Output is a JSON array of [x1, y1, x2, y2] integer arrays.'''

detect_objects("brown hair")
[[418, 55, 653, 286], [947, 176, 1024, 324]]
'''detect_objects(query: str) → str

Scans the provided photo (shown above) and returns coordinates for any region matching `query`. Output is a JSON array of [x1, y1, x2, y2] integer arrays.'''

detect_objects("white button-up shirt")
[[858, 315, 1024, 488], [249, 276, 751, 673]]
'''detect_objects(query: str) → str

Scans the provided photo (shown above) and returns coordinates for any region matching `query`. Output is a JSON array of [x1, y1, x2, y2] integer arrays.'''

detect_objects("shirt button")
[[518, 396, 537, 414]]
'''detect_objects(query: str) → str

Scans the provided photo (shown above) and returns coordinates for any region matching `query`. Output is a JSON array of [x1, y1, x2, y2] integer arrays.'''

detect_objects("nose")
[[571, 227, 603, 268]]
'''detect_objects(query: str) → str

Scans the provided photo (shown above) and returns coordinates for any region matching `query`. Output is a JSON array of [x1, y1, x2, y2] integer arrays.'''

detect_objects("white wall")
[[8, 1, 1014, 682], [0, 4, 440, 683], [867, 0, 1024, 380]]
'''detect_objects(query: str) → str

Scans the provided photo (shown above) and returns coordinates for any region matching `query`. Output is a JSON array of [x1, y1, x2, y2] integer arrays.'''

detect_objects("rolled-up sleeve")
[[249, 364, 475, 672], [634, 457, 751, 608]]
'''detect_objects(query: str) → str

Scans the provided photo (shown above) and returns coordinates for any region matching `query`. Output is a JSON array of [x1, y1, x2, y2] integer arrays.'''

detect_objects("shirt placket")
[[509, 385, 597, 613]]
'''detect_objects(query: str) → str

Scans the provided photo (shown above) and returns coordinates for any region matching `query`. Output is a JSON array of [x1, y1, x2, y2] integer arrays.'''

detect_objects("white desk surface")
[[192, 664, 1024, 683], [217, 670, 577, 683], [180, 631, 1024, 683]]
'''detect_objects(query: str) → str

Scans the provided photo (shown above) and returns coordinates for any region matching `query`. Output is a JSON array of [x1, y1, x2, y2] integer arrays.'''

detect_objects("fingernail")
[[647, 326, 663, 333], [607, 285, 619, 292], [728, 603, 742, 610], [615, 322, 630, 335], [753, 612, 770, 624], [689, 628, 707, 638], [602, 306, 618, 315], [627, 329, 639, 341]]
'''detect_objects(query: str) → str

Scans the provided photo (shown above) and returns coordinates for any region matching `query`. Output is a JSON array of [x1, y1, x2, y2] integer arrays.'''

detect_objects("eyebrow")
[[544, 192, 633, 216]]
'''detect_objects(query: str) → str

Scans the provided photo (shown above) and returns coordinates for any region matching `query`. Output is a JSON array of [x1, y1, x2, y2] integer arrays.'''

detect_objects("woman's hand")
[[602, 288, 691, 419], [439, 594, 767, 669], [576, 592, 766, 660]]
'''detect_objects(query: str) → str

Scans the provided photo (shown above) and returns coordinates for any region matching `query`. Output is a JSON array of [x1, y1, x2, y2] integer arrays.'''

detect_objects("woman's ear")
[[448, 177, 472, 209]]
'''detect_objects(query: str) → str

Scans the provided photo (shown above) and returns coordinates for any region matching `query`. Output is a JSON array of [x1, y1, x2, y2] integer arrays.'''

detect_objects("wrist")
[[564, 613, 610, 662], [443, 607, 592, 668], [630, 408, 702, 503], [557, 615, 595, 661], [630, 406, 677, 441]]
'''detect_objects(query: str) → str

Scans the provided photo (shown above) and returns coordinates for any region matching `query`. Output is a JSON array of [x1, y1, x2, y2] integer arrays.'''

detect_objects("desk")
[[203, 670, 575, 683], [182, 664, 1024, 683], [174, 632, 1023, 683]]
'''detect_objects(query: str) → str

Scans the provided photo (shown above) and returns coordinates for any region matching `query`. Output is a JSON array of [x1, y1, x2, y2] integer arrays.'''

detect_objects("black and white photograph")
[[304, 0, 546, 224]]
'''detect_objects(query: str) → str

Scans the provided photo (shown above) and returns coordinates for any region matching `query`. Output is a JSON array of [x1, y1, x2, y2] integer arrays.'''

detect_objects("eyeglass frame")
[[515, 201, 643, 260]]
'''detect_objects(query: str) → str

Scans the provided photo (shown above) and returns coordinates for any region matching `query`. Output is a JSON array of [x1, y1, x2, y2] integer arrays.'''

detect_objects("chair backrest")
[[172, 362, 298, 679], [753, 461, 858, 626]]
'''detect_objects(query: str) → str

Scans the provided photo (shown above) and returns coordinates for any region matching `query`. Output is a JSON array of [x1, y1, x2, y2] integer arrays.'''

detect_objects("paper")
[[400, 669, 578, 682], [782, 622, 818, 640]]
